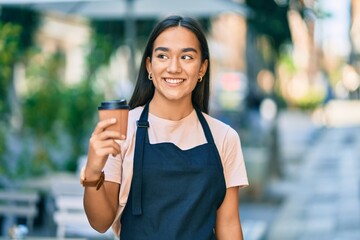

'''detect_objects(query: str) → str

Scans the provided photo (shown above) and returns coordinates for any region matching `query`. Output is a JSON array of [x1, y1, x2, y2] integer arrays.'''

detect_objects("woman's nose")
[[167, 58, 182, 73]]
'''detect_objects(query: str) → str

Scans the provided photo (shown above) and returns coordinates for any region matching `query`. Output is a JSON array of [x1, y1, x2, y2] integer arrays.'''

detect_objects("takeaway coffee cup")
[[98, 99, 129, 139]]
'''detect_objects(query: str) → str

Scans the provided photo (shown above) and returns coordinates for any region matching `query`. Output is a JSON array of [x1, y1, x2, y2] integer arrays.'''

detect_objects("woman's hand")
[[86, 118, 124, 178]]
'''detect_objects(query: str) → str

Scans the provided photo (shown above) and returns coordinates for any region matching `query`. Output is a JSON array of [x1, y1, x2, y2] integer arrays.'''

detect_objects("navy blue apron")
[[120, 104, 226, 240]]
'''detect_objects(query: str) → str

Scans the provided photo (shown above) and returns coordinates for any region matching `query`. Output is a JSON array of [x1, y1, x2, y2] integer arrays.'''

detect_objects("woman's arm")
[[83, 181, 120, 233], [215, 186, 244, 240], [83, 118, 123, 233]]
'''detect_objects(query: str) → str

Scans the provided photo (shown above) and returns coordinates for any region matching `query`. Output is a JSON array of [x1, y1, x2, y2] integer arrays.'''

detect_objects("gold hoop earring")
[[148, 73, 153, 80], [198, 76, 203, 83]]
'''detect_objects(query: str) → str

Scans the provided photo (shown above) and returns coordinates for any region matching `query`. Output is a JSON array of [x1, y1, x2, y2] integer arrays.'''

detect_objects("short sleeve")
[[103, 154, 122, 184], [221, 127, 249, 188]]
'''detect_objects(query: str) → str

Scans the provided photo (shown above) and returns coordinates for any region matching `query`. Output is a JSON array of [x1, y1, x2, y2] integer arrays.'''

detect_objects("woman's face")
[[146, 26, 208, 105]]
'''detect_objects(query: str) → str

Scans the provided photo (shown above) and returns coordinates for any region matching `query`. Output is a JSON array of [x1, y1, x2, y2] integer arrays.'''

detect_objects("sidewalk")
[[267, 126, 360, 240]]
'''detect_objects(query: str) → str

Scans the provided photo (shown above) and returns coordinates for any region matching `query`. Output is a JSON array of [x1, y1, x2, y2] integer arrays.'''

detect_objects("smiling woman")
[[145, 26, 208, 113], [82, 15, 248, 240]]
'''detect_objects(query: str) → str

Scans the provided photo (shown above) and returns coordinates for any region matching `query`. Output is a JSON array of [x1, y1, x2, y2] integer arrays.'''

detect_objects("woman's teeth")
[[165, 79, 184, 84]]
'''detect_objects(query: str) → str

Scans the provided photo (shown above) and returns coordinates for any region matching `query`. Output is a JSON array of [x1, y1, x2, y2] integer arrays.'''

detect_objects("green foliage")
[[0, 22, 21, 179], [87, 33, 118, 78], [0, 8, 40, 180], [1, 14, 160, 180], [59, 82, 103, 171], [0, 22, 21, 118], [0, 7, 40, 55], [278, 47, 297, 74], [23, 51, 65, 136], [294, 90, 326, 110], [0, 39, 102, 179], [88, 19, 156, 75], [21, 50, 103, 174], [87, 20, 126, 77]]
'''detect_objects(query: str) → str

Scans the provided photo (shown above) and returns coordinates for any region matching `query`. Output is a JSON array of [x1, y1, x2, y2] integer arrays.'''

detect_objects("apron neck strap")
[[194, 108, 215, 145], [132, 103, 149, 215]]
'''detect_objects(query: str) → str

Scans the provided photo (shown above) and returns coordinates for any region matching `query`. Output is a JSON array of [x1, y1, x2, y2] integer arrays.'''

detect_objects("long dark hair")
[[128, 15, 211, 113]]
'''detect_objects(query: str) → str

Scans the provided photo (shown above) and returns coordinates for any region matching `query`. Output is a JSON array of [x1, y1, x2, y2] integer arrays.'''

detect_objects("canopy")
[[0, 0, 249, 80], [0, 0, 249, 19]]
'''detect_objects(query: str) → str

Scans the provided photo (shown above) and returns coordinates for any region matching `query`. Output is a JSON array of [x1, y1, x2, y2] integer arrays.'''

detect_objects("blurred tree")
[[18, 49, 103, 176], [59, 81, 103, 171], [0, 7, 40, 54], [246, 0, 291, 54], [0, 7, 40, 117], [23, 51, 65, 137], [245, 0, 291, 110], [0, 7, 40, 180], [0, 23, 21, 177], [0, 8, 103, 178], [87, 19, 156, 79], [9, 51, 65, 177], [242, 0, 293, 180], [0, 23, 21, 120]]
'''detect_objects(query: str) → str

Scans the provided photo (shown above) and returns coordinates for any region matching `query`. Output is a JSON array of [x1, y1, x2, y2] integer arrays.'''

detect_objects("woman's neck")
[[149, 98, 194, 121]]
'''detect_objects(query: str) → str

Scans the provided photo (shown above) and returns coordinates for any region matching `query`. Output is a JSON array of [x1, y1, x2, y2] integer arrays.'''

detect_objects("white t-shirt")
[[103, 106, 248, 235]]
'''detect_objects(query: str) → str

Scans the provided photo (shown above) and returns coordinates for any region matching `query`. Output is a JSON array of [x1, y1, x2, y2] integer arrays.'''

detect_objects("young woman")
[[82, 15, 248, 239]]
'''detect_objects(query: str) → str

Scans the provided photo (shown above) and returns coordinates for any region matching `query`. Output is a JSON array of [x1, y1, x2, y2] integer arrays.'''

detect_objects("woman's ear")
[[199, 59, 208, 77], [146, 57, 152, 74]]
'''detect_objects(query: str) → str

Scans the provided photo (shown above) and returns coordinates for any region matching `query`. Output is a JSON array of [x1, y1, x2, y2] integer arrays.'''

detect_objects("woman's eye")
[[157, 54, 168, 59], [182, 55, 193, 60]]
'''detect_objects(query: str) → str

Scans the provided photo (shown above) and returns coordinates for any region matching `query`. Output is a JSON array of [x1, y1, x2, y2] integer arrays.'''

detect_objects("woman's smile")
[[164, 78, 185, 85]]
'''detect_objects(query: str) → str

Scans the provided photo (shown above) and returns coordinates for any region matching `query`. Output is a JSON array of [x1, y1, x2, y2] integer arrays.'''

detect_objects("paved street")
[[268, 126, 360, 240], [238, 103, 360, 239], [242, 125, 360, 240]]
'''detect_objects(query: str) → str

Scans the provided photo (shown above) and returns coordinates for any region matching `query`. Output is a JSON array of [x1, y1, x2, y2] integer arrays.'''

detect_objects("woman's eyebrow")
[[154, 47, 169, 52], [182, 47, 198, 53], [154, 47, 198, 53]]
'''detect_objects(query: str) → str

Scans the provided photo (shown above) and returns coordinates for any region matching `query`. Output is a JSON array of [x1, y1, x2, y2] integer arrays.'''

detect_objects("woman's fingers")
[[90, 137, 120, 153], [94, 139, 121, 155], [88, 138, 121, 162], [93, 146, 120, 159], [96, 130, 123, 141], [92, 118, 117, 135], [87, 119, 123, 171]]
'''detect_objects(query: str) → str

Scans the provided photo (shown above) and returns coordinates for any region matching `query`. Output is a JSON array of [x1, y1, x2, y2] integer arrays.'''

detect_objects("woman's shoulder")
[[202, 112, 239, 139], [129, 106, 144, 120], [202, 112, 231, 130]]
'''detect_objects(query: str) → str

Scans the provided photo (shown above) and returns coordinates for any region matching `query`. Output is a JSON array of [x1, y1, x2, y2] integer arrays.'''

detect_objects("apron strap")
[[132, 103, 149, 215], [194, 109, 215, 145], [195, 108, 223, 171]]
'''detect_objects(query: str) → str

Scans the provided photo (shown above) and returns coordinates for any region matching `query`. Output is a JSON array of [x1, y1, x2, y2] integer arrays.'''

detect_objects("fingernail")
[[121, 135, 126, 140], [111, 118, 116, 123]]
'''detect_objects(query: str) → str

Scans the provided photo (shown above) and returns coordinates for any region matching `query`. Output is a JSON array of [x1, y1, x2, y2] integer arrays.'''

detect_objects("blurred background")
[[0, 0, 359, 239]]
